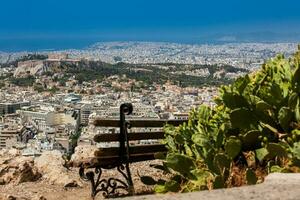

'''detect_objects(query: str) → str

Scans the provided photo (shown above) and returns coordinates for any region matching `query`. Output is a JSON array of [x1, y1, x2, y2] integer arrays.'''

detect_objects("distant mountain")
[[198, 32, 300, 43]]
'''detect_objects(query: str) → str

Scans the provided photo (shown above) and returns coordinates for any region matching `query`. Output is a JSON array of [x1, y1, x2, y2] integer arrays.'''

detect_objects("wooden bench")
[[77, 103, 187, 198]]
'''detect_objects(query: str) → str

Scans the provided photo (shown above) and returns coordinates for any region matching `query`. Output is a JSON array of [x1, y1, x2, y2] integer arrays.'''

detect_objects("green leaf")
[[234, 75, 250, 94], [281, 82, 290, 98], [216, 129, 224, 149], [248, 95, 262, 105], [222, 93, 249, 109], [175, 134, 185, 144], [278, 107, 293, 132], [165, 180, 181, 192], [260, 122, 278, 134], [184, 143, 194, 157], [165, 135, 177, 151], [190, 169, 211, 186], [255, 148, 269, 162], [205, 149, 216, 173], [154, 185, 167, 193], [288, 93, 299, 109], [270, 165, 285, 173], [213, 175, 224, 189], [192, 133, 209, 147], [270, 83, 284, 104], [292, 65, 300, 92], [225, 136, 242, 159], [166, 153, 196, 178], [296, 104, 300, 122], [291, 158, 300, 167], [256, 101, 273, 112], [213, 153, 231, 175], [230, 108, 257, 129], [267, 143, 288, 158], [254, 101, 277, 125], [291, 142, 300, 160], [197, 105, 211, 121], [242, 130, 261, 150], [246, 168, 257, 185]]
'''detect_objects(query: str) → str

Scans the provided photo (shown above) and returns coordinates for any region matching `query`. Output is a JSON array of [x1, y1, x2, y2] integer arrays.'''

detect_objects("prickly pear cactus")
[[144, 46, 300, 193]]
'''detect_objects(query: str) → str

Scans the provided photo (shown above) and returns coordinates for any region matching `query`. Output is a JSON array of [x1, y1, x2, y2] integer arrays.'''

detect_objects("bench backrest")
[[91, 103, 187, 167], [93, 119, 187, 142]]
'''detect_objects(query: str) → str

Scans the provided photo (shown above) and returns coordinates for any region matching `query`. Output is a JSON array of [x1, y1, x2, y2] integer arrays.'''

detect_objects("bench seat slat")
[[75, 153, 164, 168], [94, 144, 166, 157], [94, 132, 165, 142]]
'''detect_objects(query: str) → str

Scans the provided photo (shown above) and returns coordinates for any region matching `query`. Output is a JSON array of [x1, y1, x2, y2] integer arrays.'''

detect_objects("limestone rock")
[[34, 150, 80, 187], [71, 145, 98, 162], [0, 154, 41, 185], [8, 149, 21, 157], [70, 145, 98, 167], [13, 60, 45, 77]]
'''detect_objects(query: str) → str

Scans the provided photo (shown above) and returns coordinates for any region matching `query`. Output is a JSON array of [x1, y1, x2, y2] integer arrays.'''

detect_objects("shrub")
[[142, 46, 300, 192]]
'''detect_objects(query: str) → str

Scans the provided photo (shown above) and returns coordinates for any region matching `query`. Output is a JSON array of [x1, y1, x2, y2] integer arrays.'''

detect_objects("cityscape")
[[0, 41, 297, 156]]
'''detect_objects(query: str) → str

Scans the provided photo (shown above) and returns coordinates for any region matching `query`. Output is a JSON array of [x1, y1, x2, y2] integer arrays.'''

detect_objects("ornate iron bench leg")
[[79, 164, 134, 199], [123, 161, 134, 195], [79, 103, 135, 198]]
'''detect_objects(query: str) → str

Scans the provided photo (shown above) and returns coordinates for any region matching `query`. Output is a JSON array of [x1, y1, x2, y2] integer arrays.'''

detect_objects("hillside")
[[6, 56, 248, 88]]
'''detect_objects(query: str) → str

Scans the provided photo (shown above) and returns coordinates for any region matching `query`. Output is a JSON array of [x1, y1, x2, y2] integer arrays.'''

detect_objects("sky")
[[0, 0, 300, 51]]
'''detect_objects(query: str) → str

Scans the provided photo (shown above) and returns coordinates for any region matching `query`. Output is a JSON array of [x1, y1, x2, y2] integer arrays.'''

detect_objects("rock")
[[34, 150, 80, 187], [0, 154, 41, 185], [6, 195, 16, 200], [71, 145, 98, 162], [0, 149, 9, 157], [13, 60, 45, 77], [69, 145, 98, 167], [32, 195, 47, 200], [8, 149, 21, 157], [3, 195, 29, 200]]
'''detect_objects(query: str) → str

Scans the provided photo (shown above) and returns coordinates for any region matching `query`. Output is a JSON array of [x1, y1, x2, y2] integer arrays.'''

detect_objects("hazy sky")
[[0, 0, 299, 50]]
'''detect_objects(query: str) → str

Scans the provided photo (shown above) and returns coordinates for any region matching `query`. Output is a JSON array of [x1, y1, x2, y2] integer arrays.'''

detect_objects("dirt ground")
[[0, 160, 166, 200]]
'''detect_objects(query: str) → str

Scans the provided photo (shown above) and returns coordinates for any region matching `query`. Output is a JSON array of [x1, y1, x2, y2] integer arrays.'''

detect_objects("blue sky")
[[0, 0, 300, 50]]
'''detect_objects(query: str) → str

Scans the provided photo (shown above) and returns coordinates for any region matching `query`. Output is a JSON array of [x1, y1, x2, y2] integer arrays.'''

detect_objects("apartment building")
[[0, 123, 23, 149], [0, 101, 30, 116]]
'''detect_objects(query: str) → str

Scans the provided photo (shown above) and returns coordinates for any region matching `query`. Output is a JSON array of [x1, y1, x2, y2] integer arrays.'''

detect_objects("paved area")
[[125, 173, 300, 200]]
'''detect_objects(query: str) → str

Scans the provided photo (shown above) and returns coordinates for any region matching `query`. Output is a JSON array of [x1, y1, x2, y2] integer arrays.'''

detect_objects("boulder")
[[34, 150, 80, 187], [7, 149, 21, 157], [70, 145, 98, 167], [71, 145, 98, 162], [0, 155, 41, 185]]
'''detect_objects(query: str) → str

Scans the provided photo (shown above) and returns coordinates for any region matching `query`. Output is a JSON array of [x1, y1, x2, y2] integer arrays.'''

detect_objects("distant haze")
[[0, 32, 299, 52]]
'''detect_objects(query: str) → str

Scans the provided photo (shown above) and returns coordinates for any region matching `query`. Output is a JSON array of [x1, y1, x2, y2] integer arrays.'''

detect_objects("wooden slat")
[[94, 144, 166, 157], [75, 153, 163, 168], [94, 131, 165, 142], [93, 119, 187, 127], [99, 153, 159, 166]]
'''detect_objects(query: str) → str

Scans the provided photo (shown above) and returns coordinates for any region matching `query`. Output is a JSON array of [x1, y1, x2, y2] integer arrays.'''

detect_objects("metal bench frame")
[[78, 103, 187, 198], [79, 103, 134, 198]]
